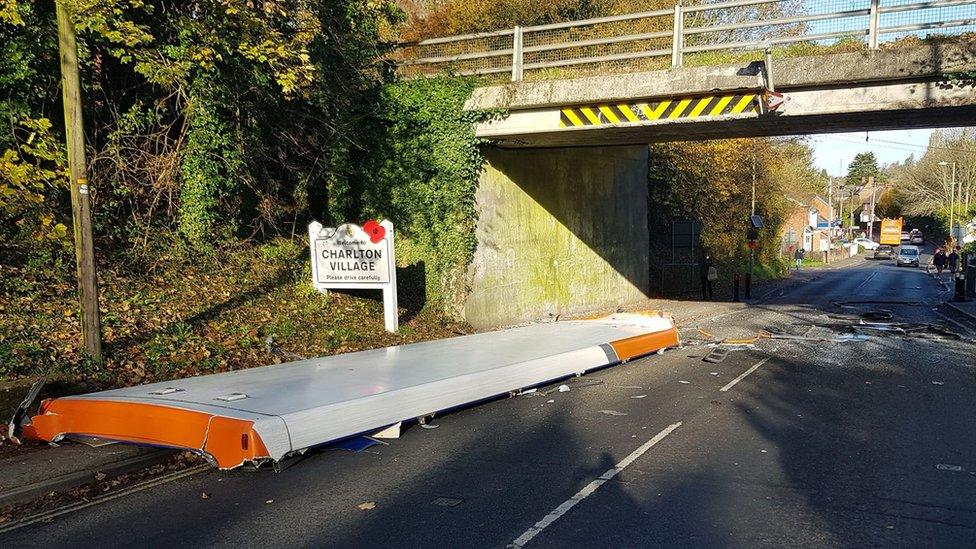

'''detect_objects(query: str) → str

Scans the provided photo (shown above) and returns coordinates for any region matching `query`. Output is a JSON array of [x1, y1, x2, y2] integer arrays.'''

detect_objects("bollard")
[[744, 272, 752, 299], [954, 274, 967, 301], [967, 264, 976, 298], [732, 274, 740, 302]]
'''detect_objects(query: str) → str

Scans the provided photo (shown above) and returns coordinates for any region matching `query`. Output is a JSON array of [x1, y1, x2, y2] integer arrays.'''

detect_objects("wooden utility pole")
[[57, 2, 102, 362]]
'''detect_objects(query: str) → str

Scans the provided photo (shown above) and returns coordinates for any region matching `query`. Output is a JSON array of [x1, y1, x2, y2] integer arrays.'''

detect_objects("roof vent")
[[148, 387, 183, 395], [215, 393, 248, 402]]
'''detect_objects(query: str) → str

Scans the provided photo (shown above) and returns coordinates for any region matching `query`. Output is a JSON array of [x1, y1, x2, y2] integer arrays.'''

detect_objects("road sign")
[[766, 91, 786, 111], [309, 220, 398, 332]]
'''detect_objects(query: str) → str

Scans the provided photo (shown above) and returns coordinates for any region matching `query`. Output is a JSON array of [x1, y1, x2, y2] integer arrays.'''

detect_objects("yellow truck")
[[879, 218, 903, 246]]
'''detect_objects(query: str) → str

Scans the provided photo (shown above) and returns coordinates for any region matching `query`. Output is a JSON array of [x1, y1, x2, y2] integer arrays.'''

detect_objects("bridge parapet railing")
[[396, 0, 976, 83]]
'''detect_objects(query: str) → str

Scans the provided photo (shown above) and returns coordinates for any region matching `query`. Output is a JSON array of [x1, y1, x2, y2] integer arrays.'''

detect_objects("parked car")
[[873, 245, 894, 260], [853, 237, 880, 250], [897, 245, 921, 267]]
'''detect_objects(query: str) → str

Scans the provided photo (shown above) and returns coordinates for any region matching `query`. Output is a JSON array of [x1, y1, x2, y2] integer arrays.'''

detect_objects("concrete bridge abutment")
[[463, 145, 650, 328]]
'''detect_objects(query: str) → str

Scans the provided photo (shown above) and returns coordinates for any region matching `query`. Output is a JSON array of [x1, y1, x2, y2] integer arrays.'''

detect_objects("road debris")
[[935, 463, 964, 472], [697, 327, 763, 346], [931, 381, 945, 386], [703, 348, 730, 363], [614, 385, 642, 389], [266, 499, 274, 504], [832, 334, 870, 342], [557, 385, 570, 393], [432, 497, 463, 507], [330, 436, 385, 452], [598, 410, 628, 416], [834, 300, 920, 307], [357, 501, 376, 510], [678, 380, 690, 384], [806, 318, 961, 341], [264, 335, 305, 362], [630, 395, 647, 399]]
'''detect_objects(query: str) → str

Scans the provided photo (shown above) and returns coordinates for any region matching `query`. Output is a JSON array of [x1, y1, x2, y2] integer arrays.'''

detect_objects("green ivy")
[[178, 81, 245, 249], [361, 76, 498, 316]]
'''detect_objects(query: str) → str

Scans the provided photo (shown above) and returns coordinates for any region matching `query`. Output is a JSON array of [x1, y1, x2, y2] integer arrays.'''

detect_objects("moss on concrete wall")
[[465, 146, 650, 328]]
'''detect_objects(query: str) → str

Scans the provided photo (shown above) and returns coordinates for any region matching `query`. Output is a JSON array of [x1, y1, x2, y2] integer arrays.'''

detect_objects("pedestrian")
[[700, 255, 716, 301], [933, 248, 947, 274], [948, 246, 960, 273], [794, 247, 805, 270]]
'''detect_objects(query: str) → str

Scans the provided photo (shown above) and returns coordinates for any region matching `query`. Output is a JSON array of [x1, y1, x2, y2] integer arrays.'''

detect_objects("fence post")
[[671, 4, 683, 68], [868, 0, 880, 49], [511, 26, 524, 82]]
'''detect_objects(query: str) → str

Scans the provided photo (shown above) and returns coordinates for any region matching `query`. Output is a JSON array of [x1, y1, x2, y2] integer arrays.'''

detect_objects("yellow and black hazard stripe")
[[559, 93, 760, 128]]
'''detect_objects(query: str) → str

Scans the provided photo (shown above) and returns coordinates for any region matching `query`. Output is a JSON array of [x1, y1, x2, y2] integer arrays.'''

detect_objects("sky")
[[809, 129, 934, 177]]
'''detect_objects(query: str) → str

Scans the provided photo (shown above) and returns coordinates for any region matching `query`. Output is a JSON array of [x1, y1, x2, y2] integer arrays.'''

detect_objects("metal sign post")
[[308, 220, 398, 333]]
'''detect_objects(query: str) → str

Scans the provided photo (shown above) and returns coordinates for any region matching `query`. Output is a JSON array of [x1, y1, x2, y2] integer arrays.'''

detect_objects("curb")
[[945, 301, 976, 323], [0, 448, 175, 509]]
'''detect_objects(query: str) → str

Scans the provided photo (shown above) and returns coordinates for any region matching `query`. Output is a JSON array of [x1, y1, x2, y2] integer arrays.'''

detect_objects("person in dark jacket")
[[794, 247, 805, 270], [700, 255, 716, 301], [948, 247, 960, 273], [933, 248, 947, 274]]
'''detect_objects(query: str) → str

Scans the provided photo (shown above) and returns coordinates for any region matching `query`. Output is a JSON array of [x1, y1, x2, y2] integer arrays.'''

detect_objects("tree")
[[648, 137, 819, 272], [846, 152, 881, 187], [887, 129, 976, 228]]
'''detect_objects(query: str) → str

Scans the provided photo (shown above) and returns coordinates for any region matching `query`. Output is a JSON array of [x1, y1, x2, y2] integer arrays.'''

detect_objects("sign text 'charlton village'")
[[314, 238, 391, 283], [320, 245, 385, 275]]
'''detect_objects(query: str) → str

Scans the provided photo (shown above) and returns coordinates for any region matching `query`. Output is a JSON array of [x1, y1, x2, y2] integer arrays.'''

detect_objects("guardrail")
[[397, 0, 976, 82]]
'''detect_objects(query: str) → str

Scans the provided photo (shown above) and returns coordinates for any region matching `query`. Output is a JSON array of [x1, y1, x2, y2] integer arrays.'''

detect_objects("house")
[[848, 180, 885, 232], [781, 195, 832, 255]]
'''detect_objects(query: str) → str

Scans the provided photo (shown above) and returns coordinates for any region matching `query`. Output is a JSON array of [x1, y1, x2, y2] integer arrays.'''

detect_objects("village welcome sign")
[[308, 220, 398, 332]]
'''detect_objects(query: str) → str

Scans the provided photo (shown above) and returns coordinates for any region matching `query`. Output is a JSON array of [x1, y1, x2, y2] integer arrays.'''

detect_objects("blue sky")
[[808, 129, 934, 176]]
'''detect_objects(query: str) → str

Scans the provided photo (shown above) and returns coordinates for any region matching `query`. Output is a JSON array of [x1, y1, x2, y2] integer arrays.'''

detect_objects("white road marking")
[[508, 422, 682, 548], [720, 358, 770, 392]]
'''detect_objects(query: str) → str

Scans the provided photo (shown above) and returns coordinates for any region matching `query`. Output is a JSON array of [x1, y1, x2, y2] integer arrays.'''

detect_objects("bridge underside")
[[482, 104, 976, 148], [476, 80, 976, 148]]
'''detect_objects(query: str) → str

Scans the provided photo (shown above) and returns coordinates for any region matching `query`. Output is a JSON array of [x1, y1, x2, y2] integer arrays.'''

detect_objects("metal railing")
[[396, 0, 976, 82]]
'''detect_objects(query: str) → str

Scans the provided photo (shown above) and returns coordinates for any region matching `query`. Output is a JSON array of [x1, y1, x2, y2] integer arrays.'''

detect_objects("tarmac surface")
[[4, 254, 975, 548]]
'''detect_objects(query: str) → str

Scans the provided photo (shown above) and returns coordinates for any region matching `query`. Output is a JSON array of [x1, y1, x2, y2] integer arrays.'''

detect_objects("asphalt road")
[[5, 257, 976, 548]]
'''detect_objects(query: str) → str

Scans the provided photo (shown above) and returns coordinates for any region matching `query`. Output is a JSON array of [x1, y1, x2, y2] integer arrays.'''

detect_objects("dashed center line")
[[720, 357, 770, 392], [508, 422, 682, 548]]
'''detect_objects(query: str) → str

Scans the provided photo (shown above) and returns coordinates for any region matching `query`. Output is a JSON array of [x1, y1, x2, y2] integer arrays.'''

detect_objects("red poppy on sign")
[[363, 220, 385, 243]]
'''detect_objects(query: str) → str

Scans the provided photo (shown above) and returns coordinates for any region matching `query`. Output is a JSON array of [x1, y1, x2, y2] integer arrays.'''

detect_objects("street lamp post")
[[940, 161, 957, 243]]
